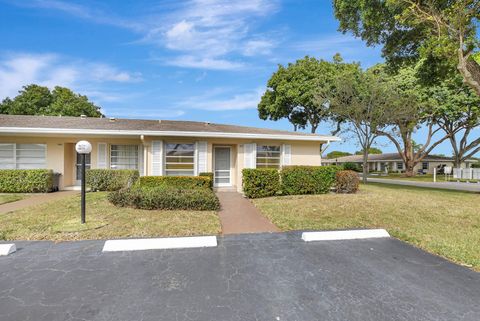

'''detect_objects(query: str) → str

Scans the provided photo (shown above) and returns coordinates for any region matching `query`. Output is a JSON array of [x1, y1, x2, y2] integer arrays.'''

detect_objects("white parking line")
[[102, 236, 217, 252], [301, 229, 390, 242], [0, 244, 16, 256]]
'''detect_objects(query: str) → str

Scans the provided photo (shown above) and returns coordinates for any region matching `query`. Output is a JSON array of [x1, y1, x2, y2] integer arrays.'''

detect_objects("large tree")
[[326, 150, 352, 159], [333, 0, 480, 95], [330, 66, 390, 182], [426, 75, 480, 166], [258, 55, 357, 133], [355, 147, 382, 155], [375, 66, 456, 176], [0, 84, 103, 117]]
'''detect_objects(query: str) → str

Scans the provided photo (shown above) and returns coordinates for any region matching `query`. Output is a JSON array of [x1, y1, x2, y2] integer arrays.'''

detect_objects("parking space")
[[0, 232, 479, 321]]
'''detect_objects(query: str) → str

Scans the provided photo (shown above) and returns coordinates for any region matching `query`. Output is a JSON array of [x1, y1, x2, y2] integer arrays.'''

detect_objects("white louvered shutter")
[[152, 140, 163, 175], [97, 143, 107, 169], [196, 141, 208, 175], [138, 145, 144, 176], [244, 143, 257, 168], [282, 144, 291, 167]]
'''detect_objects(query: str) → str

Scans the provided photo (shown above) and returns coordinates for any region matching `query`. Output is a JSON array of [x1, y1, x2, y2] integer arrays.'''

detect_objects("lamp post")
[[75, 140, 92, 224]]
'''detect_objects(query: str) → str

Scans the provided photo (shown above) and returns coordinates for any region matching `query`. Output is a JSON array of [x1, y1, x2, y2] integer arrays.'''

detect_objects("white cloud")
[[0, 53, 141, 100], [177, 87, 263, 111], [243, 39, 275, 56], [166, 56, 245, 70]]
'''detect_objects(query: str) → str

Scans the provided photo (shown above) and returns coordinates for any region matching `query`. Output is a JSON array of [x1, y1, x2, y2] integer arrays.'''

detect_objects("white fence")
[[452, 168, 480, 180]]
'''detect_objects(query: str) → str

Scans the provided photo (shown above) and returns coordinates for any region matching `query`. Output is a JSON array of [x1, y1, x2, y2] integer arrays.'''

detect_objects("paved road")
[[368, 177, 480, 192], [1, 233, 479, 321]]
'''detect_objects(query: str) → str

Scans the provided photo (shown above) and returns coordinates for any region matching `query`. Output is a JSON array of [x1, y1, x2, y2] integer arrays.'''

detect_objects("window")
[[110, 145, 138, 170], [422, 162, 429, 170], [0, 143, 46, 169], [397, 162, 404, 170], [165, 143, 195, 176], [256, 145, 281, 169]]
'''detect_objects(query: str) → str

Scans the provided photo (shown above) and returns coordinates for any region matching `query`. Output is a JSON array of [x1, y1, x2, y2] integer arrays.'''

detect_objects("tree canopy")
[[326, 150, 352, 159], [258, 55, 358, 133], [355, 147, 382, 155], [0, 84, 103, 117], [333, 0, 480, 95]]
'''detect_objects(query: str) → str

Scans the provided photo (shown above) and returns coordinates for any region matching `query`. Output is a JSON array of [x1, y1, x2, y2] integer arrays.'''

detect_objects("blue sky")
[[1, 0, 477, 156]]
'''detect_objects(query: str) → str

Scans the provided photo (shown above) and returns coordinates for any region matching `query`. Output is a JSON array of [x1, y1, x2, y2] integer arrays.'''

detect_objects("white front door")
[[214, 147, 231, 187]]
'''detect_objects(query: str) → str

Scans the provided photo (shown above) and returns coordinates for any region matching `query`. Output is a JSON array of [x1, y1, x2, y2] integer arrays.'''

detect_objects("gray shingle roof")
[[0, 114, 339, 141]]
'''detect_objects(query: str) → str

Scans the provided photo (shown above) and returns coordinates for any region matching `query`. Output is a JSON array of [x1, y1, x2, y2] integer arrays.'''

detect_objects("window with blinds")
[[165, 143, 195, 176], [256, 145, 281, 169], [110, 145, 139, 170], [0, 143, 47, 169]]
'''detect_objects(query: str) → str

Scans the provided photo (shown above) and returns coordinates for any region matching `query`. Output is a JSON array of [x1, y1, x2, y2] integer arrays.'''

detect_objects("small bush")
[[242, 168, 280, 198], [343, 162, 361, 172], [199, 172, 214, 189], [86, 169, 139, 191], [281, 166, 340, 195], [0, 169, 54, 193], [138, 175, 212, 190], [108, 186, 220, 211], [335, 170, 360, 194]]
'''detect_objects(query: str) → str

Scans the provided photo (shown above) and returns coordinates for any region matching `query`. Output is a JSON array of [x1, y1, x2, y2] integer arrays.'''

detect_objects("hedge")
[[242, 168, 280, 198], [280, 166, 341, 195], [342, 162, 361, 172], [335, 170, 360, 194], [138, 175, 212, 190], [86, 169, 139, 191], [108, 186, 220, 211], [199, 172, 214, 188], [0, 169, 54, 193]]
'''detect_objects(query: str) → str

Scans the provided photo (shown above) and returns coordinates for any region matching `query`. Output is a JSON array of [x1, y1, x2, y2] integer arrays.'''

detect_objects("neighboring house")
[[322, 152, 475, 174], [0, 115, 340, 191]]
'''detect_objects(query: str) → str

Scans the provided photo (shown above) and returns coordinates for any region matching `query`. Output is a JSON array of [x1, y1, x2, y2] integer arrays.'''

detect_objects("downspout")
[[320, 140, 331, 166]]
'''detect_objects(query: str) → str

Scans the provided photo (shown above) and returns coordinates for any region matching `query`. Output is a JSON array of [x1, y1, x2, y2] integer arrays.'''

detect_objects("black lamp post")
[[75, 140, 92, 224]]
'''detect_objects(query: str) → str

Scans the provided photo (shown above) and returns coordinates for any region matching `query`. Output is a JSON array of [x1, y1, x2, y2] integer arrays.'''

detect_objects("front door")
[[75, 152, 91, 184], [214, 147, 231, 187]]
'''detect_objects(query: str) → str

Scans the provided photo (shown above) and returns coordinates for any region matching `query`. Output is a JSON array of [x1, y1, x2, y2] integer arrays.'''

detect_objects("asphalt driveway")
[[1, 232, 479, 321]]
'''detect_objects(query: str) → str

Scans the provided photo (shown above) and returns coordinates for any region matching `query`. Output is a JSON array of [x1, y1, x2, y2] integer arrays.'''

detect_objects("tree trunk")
[[457, 49, 480, 97], [362, 150, 368, 184], [403, 139, 416, 177]]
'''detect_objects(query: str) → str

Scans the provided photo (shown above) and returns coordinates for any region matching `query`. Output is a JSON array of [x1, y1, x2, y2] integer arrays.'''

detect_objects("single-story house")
[[0, 115, 340, 191], [322, 152, 476, 174]]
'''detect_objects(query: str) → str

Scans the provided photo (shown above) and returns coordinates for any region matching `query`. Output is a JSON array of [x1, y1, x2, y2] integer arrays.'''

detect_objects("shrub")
[[108, 186, 220, 211], [86, 169, 139, 191], [242, 168, 280, 198], [335, 170, 360, 194], [343, 162, 361, 172], [138, 175, 212, 190], [0, 169, 54, 193], [199, 172, 214, 189], [280, 166, 340, 195]]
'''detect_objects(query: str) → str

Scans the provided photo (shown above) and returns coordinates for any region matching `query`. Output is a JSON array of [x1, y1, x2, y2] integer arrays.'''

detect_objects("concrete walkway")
[[368, 177, 480, 192], [216, 191, 279, 235], [0, 191, 78, 214]]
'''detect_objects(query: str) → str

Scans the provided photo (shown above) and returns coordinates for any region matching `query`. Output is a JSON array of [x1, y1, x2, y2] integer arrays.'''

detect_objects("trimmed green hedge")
[[199, 172, 214, 188], [86, 169, 139, 191], [281, 166, 340, 195], [138, 175, 212, 190], [108, 186, 220, 211], [0, 169, 54, 193], [343, 162, 361, 172], [242, 168, 280, 198]]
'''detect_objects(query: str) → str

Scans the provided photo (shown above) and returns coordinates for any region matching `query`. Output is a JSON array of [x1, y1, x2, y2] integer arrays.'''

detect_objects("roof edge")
[[0, 127, 341, 142]]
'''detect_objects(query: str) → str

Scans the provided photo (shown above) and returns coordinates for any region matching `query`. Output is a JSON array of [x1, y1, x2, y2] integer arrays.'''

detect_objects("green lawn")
[[253, 183, 480, 271], [371, 174, 437, 182], [0, 192, 221, 241], [0, 194, 26, 205]]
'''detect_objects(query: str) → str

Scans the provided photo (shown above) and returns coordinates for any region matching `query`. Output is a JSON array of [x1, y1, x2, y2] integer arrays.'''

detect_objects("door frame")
[[74, 149, 91, 185], [213, 145, 232, 187]]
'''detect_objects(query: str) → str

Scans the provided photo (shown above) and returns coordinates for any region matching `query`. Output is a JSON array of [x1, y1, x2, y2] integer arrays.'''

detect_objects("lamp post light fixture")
[[75, 140, 92, 224]]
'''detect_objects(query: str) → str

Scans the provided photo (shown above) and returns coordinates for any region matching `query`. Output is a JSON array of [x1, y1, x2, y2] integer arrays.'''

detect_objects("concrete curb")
[[102, 236, 217, 252], [0, 243, 16, 256], [302, 229, 390, 242]]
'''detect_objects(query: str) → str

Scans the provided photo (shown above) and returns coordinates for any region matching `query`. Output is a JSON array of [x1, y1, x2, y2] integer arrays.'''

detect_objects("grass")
[[252, 183, 480, 271], [0, 192, 221, 241], [371, 173, 437, 182], [0, 194, 26, 205]]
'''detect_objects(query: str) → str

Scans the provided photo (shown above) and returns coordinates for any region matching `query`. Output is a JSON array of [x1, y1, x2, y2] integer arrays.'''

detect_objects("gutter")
[[0, 127, 341, 142]]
